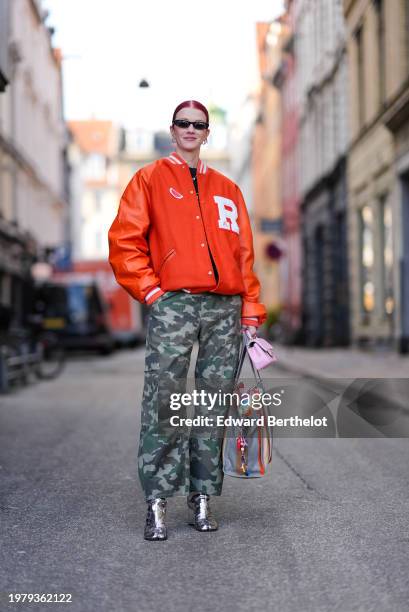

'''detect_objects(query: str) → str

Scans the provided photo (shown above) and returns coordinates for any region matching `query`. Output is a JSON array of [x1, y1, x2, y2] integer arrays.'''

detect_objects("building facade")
[[201, 105, 231, 178], [344, 0, 409, 351], [0, 0, 10, 92], [252, 21, 286, 316], [0, 0, 66, 326], [68, 120, 122, 262], [296, 0, 350, 346], [273, 0, 303, 342], [228, 96, 256, 207]]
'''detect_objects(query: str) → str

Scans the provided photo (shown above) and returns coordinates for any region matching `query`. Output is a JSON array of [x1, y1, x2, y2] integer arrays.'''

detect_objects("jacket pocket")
[[159, 248, 176, 274]]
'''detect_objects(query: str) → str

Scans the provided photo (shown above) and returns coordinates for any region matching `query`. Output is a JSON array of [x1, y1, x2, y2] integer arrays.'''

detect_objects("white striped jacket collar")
[[166, 151, 208, 174]]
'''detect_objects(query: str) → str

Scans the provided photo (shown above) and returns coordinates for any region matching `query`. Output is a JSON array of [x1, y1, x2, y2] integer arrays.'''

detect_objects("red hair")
[[172, 100, 209, 124]]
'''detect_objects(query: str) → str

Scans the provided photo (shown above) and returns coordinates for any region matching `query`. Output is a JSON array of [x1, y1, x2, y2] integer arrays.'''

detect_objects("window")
[[380, 196, 394, 315], [94, 191, 101, 213], [359, 205, 375, 317], [355, 25, 365, 129], [374, 0, 386, 106], [95, 231, 102, 251], [86, 154, 106, 180], [333, 84, 338, 155], [0, 273, 11, 306], [0, 0, 10, 91]]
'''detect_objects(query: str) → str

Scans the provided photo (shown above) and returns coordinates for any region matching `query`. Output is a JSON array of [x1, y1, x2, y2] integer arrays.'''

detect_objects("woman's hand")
[[241, 325, 257, 338]]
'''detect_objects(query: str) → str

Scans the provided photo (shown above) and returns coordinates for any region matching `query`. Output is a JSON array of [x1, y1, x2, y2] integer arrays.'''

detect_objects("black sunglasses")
[[173, 119, 209, 130]]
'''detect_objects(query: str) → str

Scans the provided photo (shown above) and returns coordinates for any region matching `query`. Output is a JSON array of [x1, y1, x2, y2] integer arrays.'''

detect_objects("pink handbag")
[[245, 331, 278, 370]]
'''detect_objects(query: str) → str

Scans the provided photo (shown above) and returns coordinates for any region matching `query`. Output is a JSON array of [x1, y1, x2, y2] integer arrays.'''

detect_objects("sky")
[[43, 0, 284, 130]]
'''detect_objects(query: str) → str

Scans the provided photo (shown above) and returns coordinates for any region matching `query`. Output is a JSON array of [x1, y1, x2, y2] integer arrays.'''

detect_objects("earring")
[[202, 139, 207, 145]]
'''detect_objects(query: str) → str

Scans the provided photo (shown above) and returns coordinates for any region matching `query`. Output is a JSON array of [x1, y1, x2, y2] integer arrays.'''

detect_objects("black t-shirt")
[[189, 166, 199, 195], [189, 166, 219, 282]]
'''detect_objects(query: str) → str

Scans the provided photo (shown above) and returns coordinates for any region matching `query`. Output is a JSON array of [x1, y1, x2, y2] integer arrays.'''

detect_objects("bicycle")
[[0, 317, 65, 392]]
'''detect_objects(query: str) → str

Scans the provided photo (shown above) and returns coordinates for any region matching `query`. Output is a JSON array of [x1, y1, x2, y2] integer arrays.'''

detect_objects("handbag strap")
[[234, 331, 266, 392], [233, 332, 248, 384]]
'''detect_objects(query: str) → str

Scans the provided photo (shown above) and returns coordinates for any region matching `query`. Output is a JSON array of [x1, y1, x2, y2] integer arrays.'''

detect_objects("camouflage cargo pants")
[[138, 291, 242, 501]]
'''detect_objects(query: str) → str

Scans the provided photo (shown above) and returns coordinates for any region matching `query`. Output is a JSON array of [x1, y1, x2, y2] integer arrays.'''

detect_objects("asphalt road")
[[1, 349, 409, 612]]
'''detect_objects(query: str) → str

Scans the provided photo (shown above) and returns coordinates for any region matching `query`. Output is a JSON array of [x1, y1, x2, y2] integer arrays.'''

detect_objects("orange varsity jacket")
[[108, 151, 267, 326]]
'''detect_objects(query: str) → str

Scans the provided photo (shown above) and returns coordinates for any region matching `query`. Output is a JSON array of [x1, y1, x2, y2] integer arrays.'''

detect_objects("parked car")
[[33, 276, 115, 355], [69, 261, 145, 346]]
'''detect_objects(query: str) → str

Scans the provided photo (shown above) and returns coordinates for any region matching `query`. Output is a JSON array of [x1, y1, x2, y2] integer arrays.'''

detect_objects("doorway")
[[400, 173, 409, 353]]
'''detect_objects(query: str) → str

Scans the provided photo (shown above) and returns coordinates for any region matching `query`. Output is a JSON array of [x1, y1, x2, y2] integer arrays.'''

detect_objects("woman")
[[108, 100, 266, 540]]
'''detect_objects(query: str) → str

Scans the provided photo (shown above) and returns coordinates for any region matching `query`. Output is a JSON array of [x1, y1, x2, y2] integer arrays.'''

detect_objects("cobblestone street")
[[1, 348, 409, 611]]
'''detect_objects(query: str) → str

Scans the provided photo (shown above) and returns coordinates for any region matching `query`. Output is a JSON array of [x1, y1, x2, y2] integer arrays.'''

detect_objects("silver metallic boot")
[[144, 498, 167, 541], [187, 493, 218, 532]]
